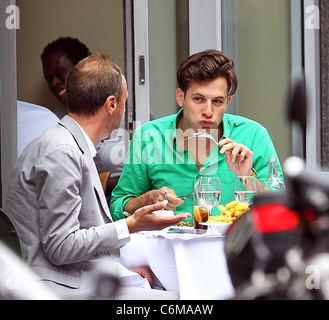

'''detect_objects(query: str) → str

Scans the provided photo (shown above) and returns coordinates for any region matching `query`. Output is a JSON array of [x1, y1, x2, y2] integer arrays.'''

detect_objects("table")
[[119, 229, 235, 300]]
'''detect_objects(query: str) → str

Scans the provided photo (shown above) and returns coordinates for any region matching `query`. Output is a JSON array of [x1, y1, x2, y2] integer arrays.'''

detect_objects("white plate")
[[199, 222, 232, 234], [168, 226, 195, 234]]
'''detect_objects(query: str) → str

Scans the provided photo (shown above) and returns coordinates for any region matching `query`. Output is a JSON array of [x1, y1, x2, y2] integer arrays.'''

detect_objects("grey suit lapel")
[[59, 116, 113, 221]]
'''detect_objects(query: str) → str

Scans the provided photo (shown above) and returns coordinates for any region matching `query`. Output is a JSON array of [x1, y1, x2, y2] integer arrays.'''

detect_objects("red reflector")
[[251, 203, 300, 233], [302, 208, 317, 222]]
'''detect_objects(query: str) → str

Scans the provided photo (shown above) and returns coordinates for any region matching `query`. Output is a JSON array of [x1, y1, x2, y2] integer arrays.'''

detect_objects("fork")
[[161, 199, 168, 211], [184, 132, 219, 144], [184, 132, 241, 154]]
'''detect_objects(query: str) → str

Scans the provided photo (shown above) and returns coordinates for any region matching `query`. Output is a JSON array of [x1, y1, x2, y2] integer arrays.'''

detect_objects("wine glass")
[[234, 176, 257, 207], [197, 177, 221, 217]]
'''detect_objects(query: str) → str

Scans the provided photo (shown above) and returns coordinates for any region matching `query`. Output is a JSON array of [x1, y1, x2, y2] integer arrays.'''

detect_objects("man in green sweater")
[[110, 49, 283, 221]]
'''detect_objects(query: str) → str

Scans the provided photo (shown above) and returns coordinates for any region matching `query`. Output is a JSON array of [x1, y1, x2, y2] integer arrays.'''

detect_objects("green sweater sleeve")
[[110, 126, 151, 221]]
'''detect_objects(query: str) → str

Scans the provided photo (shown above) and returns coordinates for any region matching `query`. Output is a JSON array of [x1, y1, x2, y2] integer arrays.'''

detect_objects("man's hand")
[[154, 187, 184, 211], [218, 138, 253, 176], [125, 202, 191, 234], [130, 266, 154, 287], [124, 187, 184, 214]]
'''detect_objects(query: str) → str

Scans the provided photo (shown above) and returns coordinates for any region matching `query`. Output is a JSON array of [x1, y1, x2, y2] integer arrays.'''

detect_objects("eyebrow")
[[192, 93, 227, 99]]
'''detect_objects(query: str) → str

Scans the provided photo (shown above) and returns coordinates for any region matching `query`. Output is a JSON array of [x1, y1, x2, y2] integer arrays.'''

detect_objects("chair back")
[[99, 172, 111, 195], [0, 208, 24, 259]]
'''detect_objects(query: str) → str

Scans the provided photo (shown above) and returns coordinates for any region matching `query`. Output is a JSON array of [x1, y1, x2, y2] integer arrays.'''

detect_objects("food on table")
[[207, 200, 250, 223], [176, 221, 194, 227]]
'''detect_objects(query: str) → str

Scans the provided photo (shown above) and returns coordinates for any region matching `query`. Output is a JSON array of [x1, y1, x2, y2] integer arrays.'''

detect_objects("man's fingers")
[[174, 212, 192, 221]]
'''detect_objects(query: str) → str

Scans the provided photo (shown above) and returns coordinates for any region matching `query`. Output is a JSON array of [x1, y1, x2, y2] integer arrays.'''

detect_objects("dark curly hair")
[[41, 37, 91, 65]]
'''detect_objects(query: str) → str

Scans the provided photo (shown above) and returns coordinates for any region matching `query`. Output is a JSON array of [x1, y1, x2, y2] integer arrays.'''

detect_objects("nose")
[[50, 76, 61, 90], [202, 100, 213, 118]]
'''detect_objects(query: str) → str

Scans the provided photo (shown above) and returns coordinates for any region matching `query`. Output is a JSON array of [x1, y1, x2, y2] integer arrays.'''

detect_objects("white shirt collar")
[[72, 119, 97, 158]]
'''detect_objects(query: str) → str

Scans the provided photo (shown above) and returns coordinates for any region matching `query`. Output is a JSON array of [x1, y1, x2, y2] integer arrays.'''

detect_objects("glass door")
[[125, 0, 222, 131], [221, 0, 293, 164]]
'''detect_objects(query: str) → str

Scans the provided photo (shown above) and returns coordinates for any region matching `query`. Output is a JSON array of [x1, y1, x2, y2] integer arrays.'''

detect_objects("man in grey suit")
[[6, 53, 190, 299]]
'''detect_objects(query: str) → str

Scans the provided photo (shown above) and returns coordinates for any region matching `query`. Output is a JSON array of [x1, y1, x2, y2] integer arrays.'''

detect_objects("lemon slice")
[[194, 206, 208, 222]]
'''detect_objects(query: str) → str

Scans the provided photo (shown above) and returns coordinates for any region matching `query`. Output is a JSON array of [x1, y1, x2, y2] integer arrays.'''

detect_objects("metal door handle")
[[139, 55, 145, 85]]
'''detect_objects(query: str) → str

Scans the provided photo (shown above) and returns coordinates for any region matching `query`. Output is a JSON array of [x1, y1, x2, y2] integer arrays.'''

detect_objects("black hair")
[[41, 37, 91, 65]]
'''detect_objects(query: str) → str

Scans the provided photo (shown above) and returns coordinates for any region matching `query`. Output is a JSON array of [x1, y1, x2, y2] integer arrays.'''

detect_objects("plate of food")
[[215, 200, 250, 222], [169, 221, 195, 233], [168, 226, 195, 234], [200, 200, 250, 234]]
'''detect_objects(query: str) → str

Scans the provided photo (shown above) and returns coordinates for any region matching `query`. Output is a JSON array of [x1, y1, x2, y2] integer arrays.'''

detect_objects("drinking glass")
[[197, 177, 221, 217], [193, 180, 208, 233], [234, 176, 257, 207]]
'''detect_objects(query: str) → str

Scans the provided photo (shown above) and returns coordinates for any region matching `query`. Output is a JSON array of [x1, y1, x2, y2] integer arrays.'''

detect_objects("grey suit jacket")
[[6, 116, 120, 289]]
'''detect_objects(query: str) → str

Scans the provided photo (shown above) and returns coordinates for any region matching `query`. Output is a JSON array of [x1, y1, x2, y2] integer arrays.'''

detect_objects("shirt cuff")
[[114, 218, 131, 247]]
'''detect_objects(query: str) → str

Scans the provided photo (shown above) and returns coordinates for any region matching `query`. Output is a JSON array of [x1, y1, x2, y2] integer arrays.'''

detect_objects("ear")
[[176, 88, 185, 108], [225, 95, 232, 110], [105, 95, 117, 114]]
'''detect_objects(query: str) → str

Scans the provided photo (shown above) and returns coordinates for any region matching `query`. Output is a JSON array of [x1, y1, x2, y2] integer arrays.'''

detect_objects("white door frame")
[[303, 0, 321, 170], [124, 0, 150, 135], [0, 0, 17, 206], [189, 0, 222, 54]]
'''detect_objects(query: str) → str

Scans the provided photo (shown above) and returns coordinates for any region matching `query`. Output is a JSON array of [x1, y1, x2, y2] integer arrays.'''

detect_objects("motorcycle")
[[224, 73, 329, 300]]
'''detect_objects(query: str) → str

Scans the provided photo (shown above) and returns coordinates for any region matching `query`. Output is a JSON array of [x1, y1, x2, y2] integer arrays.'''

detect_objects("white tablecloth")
[[119, 229, 235, 300]]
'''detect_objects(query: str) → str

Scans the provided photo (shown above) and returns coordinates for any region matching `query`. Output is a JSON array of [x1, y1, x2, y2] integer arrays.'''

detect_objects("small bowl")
[[200, 222, 233, 234]]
